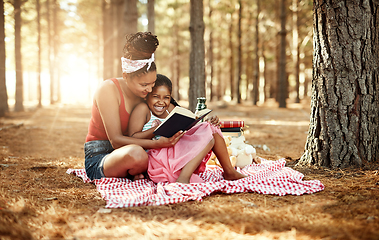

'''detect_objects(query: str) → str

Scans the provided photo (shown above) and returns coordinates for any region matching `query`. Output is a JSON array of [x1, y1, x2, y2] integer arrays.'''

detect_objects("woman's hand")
[[206, 115, 221, 127], [155, 130, 185, 148]]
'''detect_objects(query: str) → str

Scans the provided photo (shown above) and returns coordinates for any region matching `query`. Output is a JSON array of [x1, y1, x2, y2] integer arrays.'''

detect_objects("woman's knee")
[[122, 145, 148, 167]]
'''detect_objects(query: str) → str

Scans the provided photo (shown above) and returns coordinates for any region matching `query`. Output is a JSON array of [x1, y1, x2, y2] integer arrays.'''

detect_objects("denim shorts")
[[84, 140, 114, 180]]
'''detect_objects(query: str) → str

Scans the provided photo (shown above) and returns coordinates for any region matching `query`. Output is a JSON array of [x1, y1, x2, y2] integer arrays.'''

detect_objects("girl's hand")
[[156, 130, 185, 148], [206, 115, 221, 127]]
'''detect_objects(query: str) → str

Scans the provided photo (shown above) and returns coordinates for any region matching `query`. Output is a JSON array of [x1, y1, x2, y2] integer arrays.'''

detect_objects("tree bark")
[[0, 0, 8, 116], [119, 0, 138, 76], [46, 0, 54, 104], [253, 0, 260, 105], [208, 0, 214, 101], [53, 0, 60, 103], [277, 0, 287, 108], [103, 0, 113, 79], [189, 0, 205, 111], [298, 0, 379, 168], [14, 0, 23, 112], [173, 22, 181, 102], [215, 31, 222, 101], [237, 0, 242, 103], [147, 0, 155, 34], [228, 15, 235, 101], [124, 0, 138, 37], [292, 0, 300, 103], [36, 0, 42, 107]]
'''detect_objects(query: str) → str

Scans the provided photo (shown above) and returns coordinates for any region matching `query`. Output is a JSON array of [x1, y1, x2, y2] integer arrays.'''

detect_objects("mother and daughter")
[[84, 31, 247, 183]]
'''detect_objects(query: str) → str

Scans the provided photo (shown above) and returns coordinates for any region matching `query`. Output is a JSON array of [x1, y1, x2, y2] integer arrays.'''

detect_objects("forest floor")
[[0, 99, 378, 240]]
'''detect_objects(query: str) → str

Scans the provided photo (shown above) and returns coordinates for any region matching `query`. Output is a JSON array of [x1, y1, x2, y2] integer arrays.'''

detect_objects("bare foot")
[[253, 157, 262, 164], [175, 177, 190, 184], [133, 173, 145, 181], [223, 170, 248, 181]]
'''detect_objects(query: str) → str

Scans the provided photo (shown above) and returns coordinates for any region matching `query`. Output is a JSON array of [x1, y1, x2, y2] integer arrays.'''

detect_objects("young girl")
[[128, 74, 247, 184]]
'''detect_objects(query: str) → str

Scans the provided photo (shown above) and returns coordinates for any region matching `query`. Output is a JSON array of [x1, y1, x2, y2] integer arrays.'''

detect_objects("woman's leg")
[[212, 133, 247, 180], [103, 144, 148, 179], [176, 138, 215, 183]]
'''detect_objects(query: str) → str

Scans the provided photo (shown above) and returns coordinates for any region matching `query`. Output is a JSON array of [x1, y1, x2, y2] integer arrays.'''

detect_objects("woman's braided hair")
[[123, 32, 159, 78]]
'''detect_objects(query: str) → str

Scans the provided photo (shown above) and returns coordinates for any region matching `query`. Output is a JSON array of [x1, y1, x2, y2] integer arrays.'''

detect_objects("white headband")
[[121, 53, 155, 74]]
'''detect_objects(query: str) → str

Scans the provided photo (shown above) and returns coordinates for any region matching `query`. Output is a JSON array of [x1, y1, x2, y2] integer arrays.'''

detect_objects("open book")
[[153, 106, 212, 138]]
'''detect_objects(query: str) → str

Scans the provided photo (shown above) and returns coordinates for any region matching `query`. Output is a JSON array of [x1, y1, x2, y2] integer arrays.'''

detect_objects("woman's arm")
[[128, 102, 158, 139], [95, 80, 184, 149]]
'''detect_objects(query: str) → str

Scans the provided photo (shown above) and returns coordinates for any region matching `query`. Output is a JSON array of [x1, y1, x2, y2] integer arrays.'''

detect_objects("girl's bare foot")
[[176, 177, 190, 184], [223, 170, 248, 181]]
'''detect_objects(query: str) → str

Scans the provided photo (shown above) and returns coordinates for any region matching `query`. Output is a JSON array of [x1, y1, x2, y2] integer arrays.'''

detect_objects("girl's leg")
[[176, 138, 215, 183], [212, 133, 247, 180], [103, 144, 149, 180]]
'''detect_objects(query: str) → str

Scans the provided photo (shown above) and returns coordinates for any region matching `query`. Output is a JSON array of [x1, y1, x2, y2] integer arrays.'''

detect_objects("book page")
[[164, 106, 196, 120], [195, 108, 212, 118]]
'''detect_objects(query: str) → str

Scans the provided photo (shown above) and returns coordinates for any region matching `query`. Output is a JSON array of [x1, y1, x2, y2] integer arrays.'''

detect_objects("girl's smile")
[[146, 85, 171, 118]]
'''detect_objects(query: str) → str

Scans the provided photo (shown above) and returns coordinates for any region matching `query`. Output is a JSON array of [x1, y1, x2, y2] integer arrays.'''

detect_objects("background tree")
[[36, 0, 42, 107], [206, 0, 214, 101], [228, 10, 235, 101], [291, 0, 300, 103], [277, 0, 287, 108], [52, 0, 60, 103], [147, 0, 155, 33], [0, 0, 8, 116], [298, 0, 379, 168], [14, 0, 23, 112], [188, 0, 205, 111], [252, 0, 260, 105], [236, 0, 242, 104], [102, 0, 113, 79], [117, 0, 138, 77], [46, 0, 55, 104]]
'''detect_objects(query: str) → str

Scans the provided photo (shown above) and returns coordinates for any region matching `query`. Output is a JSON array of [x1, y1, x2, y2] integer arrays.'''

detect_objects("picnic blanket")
[[66, 158, 324, 208]]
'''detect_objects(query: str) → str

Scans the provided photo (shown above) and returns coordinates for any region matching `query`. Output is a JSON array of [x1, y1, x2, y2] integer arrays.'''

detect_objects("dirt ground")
[[0, 99, 378, 240]]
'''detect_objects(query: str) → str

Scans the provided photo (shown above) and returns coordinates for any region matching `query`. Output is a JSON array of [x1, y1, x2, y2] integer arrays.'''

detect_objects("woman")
[[84, 32, 184, 181]]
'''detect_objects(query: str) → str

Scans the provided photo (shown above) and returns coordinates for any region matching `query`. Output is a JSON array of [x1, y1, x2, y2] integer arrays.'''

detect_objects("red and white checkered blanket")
[[66, 158, 324, 208]]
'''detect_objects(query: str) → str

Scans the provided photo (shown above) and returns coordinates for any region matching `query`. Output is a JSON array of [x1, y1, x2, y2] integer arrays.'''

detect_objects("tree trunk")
[[253, 0, 260, 105], [228, 16, 235, 101], [119, 0, 138, 76], [53, 0, 60, 103], [14, 0, 23, 112], [277, 0, 287, 108], [215, 31, 222, 101], [46, 0, 54, 104], [173, 23, 181, 102], [124, 0, 138, 37], [0, 0, 8, 116], [237, 0, 242, 104], [292, 0, 300, 103], [103, 0, 113, 79], [189, 0, 205, 112], [147, 0, 155, 34], [36, 0, 42, 107], [298, 0, 379, 168], [208, 0, 214, 101], [115, 0, 122, 77]]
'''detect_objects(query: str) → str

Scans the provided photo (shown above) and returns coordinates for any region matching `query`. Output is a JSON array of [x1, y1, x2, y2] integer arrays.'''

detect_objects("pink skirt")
[[147, 122, 222, 183]]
